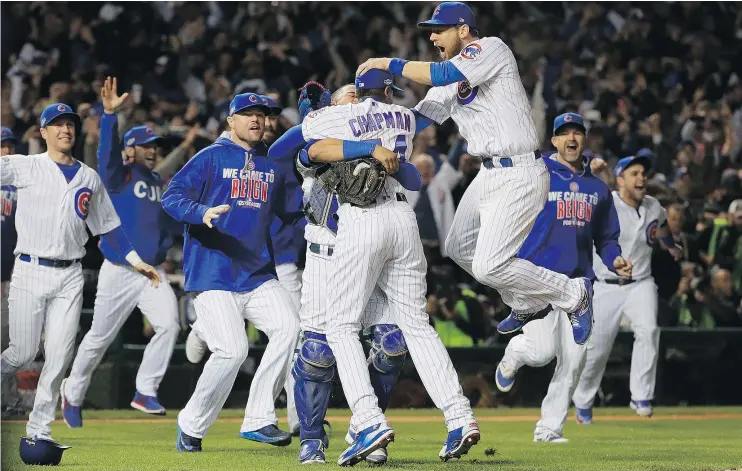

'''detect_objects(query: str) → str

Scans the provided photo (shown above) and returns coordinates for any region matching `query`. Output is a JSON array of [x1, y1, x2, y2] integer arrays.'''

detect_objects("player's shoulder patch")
[[460, 42, 482, 60], [74, 187, 93, 220]]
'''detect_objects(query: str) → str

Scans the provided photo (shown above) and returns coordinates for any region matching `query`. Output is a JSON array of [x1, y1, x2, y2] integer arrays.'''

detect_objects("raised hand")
[[101, 76, 130, 114]]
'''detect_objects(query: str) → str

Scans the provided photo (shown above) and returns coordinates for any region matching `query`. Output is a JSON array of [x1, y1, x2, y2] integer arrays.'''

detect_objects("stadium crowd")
[[2, 1, 741, 348]]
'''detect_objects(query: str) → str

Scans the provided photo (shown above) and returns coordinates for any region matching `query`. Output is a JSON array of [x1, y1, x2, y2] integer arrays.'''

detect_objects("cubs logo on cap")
[[553, 113, 586, 136], [122, 126, 161, 149], [229, 93, 272, 117], [418, 2, 476, 29], [614, 155, 652, 177], [39, 103, 81, 129]]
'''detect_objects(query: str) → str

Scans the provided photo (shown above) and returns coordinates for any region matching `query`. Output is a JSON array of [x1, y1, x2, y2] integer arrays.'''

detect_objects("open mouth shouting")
[[566, 141, 579, 153]]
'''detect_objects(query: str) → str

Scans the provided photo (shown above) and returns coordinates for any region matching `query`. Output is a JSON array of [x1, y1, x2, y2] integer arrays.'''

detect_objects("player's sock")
[[367, 324, 407, 412], [292, 332, 335, 443]]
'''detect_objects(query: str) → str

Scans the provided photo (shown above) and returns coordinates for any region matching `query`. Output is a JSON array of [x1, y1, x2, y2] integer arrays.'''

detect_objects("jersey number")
[[362, 135, 408, 162]]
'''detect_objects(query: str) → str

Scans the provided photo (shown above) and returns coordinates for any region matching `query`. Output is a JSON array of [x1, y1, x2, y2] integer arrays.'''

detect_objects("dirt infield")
[[4, 412, 741, 425]]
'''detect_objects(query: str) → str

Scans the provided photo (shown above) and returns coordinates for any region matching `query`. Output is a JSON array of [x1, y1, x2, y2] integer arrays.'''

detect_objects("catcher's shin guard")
[[367, 324, 407, 411], [292, 332, 336, 441]]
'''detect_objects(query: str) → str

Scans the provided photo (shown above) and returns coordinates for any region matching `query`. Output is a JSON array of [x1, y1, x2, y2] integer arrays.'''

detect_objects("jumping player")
[[0, 103, 160, 449], [357, 1, 594, 344], [162, 93, 301, 452], [572, 155, 681, 422], [61, 77, 180, 425], [494, 113, 631, 442]]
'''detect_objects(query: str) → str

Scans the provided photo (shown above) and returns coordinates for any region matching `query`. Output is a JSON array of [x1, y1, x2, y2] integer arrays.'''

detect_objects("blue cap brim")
[[232, 104, 272, 116], [43, 112, 81, 128], [417, 19, 455, 27], [271, 106, 283, 115], [0, 136, 16, 143], [136, 136, 162, 146], [554, 122, 587, 136]]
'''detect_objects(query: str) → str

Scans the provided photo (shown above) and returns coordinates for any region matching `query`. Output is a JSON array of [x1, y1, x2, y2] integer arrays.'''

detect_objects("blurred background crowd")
[[1, 1, 741, 349]]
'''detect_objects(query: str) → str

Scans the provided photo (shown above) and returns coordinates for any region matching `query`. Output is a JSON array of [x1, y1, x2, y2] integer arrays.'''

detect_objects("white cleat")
[[630, 400, 653, 417], [185, 330, 207, 364], [534, 431, 569, 443]]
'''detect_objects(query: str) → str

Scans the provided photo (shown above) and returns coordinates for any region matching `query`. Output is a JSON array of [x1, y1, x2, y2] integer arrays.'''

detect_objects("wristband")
[[125, 251, 144, 267], [342, 141, 377, 160], [389, 58, 408, 77]]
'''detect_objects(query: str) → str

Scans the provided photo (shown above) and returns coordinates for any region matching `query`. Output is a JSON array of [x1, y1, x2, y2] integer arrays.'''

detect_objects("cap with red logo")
[[123, 126, 161, 148]]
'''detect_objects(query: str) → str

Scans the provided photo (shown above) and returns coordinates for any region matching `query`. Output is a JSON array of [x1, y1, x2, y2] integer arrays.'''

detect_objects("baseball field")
[[2, 407, 741, 470]]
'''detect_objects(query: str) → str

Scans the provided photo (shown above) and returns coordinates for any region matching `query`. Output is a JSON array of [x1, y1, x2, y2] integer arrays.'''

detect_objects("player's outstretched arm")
[[357, 58, 466, 87], [0, 155, 33, 188], [161, 153, 215, 226], [97, 76, 130, 190], [593, 189, 624, 274], [99, 226, 161, 287]]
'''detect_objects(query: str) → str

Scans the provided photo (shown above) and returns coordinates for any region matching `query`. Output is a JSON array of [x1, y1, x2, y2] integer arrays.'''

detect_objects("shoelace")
[[512, 311, 532, 321]]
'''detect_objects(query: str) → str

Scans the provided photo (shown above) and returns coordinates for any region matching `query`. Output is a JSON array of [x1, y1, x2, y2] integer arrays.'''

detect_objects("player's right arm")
[[592, 187, 626, 275], [97, 76, 130, 191], [0, 155, 34, 188], [413, 86, 454, 130], [161, 151, 227, 228]]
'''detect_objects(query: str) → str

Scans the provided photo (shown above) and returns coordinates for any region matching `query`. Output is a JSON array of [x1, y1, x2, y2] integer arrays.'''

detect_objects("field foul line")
[[3, 413, 742, 425]]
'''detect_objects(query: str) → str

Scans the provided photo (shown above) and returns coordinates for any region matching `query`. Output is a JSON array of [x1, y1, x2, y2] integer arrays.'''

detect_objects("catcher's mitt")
[[318, 158, 387, 207], [298, 81, 331, 123]]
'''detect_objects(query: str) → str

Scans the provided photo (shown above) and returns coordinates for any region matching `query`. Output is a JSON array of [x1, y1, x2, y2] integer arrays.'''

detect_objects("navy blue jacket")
[[517, 155, 621, 279], [161, 136, 303, 292]]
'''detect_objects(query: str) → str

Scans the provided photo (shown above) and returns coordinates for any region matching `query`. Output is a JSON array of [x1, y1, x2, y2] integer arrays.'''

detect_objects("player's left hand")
[[134, 262, 161, 288], [590, 157, 607, 173], [613, 256, 633, 278], [356, 58, 392, 77]]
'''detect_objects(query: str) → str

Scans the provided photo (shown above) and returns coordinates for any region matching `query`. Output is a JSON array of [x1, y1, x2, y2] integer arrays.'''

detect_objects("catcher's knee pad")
[[292, 331, 335, 441], [369, 324, 408, 375], [292, 332, 336, 383]]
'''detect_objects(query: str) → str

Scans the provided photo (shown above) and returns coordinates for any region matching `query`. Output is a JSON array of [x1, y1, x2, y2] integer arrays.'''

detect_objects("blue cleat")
[[575, 407, 592, 424], [338, 423, 394, 467], [439, 422, 480, 461], [60, 379, 82, 428], [346, 427, 388, 465], [630, 400, 654, 417], [568, 279, 593, 345], [130, 392, 166, 415], [497, 305, 552, 335], [299, 439, 326, 464], [176, 425, 202, 452], [495, 362, 515, 393], [240, 424, 292, 446]]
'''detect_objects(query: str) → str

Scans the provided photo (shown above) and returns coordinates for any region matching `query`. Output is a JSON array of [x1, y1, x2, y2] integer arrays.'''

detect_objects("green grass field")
[[2, 407, 742, 471]]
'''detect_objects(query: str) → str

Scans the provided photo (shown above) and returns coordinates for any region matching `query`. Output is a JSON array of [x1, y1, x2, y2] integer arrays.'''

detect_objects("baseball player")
[[0, 103, 161, 447], [162, 93, 301, 452], [301, 70, 479, 466], [267, 82, 409, 465], [357, 1, 594, 345], [494, 114, 630, 442], [1, 126, 25, 419], [572, 155, 681, 422], [60, 77, 180, 426]]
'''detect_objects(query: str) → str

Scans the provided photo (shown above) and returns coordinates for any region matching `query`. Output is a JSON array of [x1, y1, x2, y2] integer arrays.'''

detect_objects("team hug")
[[1, 2, 682, 467]]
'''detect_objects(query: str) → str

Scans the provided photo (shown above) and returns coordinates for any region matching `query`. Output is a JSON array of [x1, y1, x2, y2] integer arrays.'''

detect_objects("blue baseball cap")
[[39, 103, 80, 129], [1, 126, 15, 143], [229, 93, 272, 117], [259, 95, 283, 116], [355, 69, 404, 92], [614, 155, 652, 177], [636, 147, 654, 158], [553, 113, 586, 136], [418, 2, 476, 29], [123, 126, 162, 148]]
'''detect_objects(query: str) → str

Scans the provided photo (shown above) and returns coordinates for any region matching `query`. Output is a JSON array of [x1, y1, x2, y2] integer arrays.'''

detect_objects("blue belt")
[[308, 243, 333, 256], [482, 151, 541, 169], [18, 254, 81, 269]]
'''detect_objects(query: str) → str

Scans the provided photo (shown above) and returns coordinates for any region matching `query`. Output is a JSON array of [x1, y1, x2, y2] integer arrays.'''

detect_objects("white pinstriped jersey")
[[296, 159, 340, 247], [1, 153, 121, 259], [593, 192, 666, 282], [414, 36, 539, 158], [301, 98, 416, 198]]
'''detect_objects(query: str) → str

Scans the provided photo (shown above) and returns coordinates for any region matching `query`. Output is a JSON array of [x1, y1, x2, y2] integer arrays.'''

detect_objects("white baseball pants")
[[177, 280, 299, 439], [1, 280, 23, 409], [276, 262, 302, 433], [500, 308, 587, 436], [1, 258, 83, 438], [573, 279, 659, 408], [325, 200, 474, 433], [445, 159, 584, 314], [65, 260, 180, 404]]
